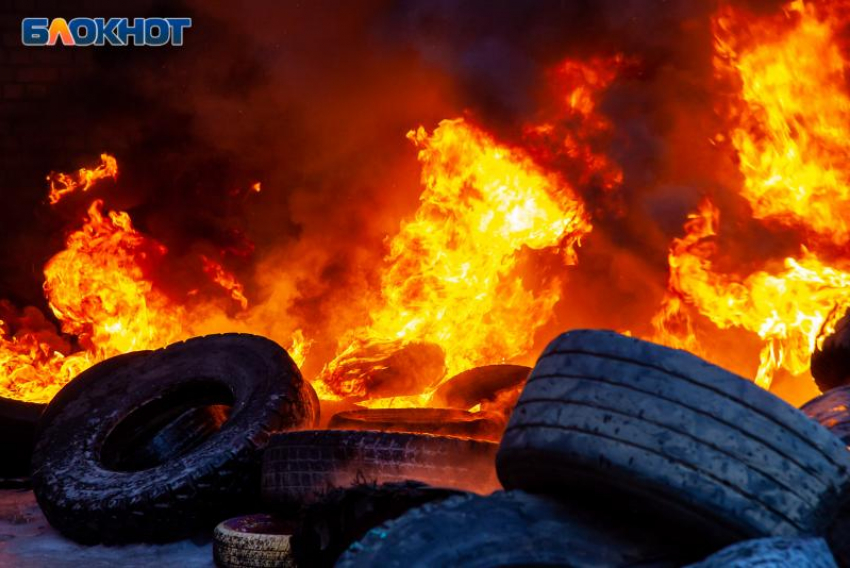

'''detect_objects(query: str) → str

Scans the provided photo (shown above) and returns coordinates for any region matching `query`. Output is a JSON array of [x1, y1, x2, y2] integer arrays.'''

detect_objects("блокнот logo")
[[22, 18, 191, 46]]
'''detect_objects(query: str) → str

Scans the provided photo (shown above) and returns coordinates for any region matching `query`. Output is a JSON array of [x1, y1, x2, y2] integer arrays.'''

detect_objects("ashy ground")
[[0, 489, 213, 567]]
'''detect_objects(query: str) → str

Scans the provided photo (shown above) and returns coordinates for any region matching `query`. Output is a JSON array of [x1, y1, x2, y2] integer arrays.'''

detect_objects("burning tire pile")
[[7, 329, 850, 566]]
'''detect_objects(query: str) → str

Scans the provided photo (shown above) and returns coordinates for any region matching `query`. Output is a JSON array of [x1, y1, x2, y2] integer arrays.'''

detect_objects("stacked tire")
[[497, 329, 850, 543], [338, 330, 850, 567]]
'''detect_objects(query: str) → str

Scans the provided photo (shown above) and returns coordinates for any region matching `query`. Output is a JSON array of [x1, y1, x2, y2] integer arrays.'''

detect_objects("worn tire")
[[686, 537, 837, 568], [214, 514, 295, 568], [0, 397, 43, 479], [121, 404, 231, 471], [327, 408, 503, 440], [291, 481, 462, 568], [32, 334, 315, 544], [497, 329, 850, 543], [802, 386, 850, 445], [431, 365, 531, 409], [261, 430, 499, 510], [803, 388, 850, 567], [813, 310, 850, 392], [337, 490, 691, 567]]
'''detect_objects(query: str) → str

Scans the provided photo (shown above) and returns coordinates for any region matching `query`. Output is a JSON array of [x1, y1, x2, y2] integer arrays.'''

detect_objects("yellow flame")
[[318, 118, 592, 399], [714, 0, 850, 244]]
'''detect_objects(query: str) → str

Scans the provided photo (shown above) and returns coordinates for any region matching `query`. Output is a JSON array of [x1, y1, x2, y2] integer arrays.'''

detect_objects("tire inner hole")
[[100, 381, 234, 472]]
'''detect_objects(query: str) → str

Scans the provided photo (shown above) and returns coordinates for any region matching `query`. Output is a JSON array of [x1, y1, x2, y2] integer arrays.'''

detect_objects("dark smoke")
[[0, 0, 791, 379]]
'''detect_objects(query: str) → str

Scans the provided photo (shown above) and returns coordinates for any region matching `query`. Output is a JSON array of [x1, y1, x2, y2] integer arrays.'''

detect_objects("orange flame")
[[652, 1, 850, 395], [47, 153, 118, 205], [201, 255, 249, 310], [0, 193, 184, 402], [653, 201, 850, 390], [0, 155, 263, 403], [714, 0, 850, 244], [317, 117, 592, 400]]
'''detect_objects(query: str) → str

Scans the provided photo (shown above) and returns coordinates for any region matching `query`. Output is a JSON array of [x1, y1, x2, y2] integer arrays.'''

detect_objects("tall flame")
[[318, 118, 592, 400], [653, 0, 850, 393], [714, 0, 850, 244]]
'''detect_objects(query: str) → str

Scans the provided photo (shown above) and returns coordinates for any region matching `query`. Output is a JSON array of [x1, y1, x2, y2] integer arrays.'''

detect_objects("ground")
[[0, 489, 213, 567]]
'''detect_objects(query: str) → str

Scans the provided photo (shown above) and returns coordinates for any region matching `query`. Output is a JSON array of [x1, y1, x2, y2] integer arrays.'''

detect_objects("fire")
[[653, 201, 850, 389], [0, 155, 263, 403], [714, 0, 850, 244], [317, 118, 593, 400], [201, 255, 249, 310], [47, 153, 118, 205], [0, 193, 186, 403], [286, 329, 311, 370], [44, 200, 184, 357], [652, 1, 850, 394]]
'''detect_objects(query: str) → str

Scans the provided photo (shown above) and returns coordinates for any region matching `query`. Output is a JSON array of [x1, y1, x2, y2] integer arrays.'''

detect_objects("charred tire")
[[291, 481, 463, 568], [497, 329, 850, 543], [802, 386, 850, 445], [337, 490, 691, 567], [686, 537, 837, 568], [121, 404, 231, 471], [327, 408, 503, 440], [261, 430, 499, 510], [431, 364, 531, 409], [0, 397, 43, 479], [32, 334, 315, 544], [812, 310, 850, 392], [214, 514, 295, 568]]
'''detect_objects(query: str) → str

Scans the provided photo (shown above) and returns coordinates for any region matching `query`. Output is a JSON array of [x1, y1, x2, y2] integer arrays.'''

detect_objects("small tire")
[[214, 514, 296, 568], [497, 329, 850, 543], [291, 481, 463, 568], [431, 365, 531, 409], [336, 490, 692, 567], [685, 537, 837, 568], [261, 430, 499, 510], [32, 334, 316, 544], [327, 408, 503, 440]]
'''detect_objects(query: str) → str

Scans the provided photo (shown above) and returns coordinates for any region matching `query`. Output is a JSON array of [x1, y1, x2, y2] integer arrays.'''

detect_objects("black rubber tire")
[[802, 386, 850, 445], [261, 430, 499, 511], [337, 490, 693, 567], [327, 408, 503, 440], [497, 329, 850, 543], [685, 537, 837, 567], [213, 514, 296, 568], [291, 481, 462, 568], [32, 334, 316, 544], [431, 364, 531, 409], [120, 404, 231, 471], [802, 388, 850, 567], [0, 397, 43, 479], [812, 309, 850, 392], [1, 351, 149, 481]]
